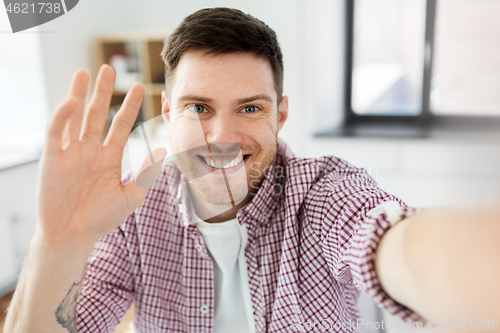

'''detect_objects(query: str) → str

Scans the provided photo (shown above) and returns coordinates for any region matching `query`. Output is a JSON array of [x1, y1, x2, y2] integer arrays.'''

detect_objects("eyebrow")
[[177, 94, 274, 105], [178, 95, 213, 104], [236, 94, 274, 104]]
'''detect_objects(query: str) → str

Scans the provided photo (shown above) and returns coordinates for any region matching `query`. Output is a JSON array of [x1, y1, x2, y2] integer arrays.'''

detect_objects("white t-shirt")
[[194, 214, 256, 333]]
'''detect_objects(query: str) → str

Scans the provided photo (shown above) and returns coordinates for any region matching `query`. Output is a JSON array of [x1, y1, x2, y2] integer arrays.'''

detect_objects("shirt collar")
[[237, 138, 294, 227]]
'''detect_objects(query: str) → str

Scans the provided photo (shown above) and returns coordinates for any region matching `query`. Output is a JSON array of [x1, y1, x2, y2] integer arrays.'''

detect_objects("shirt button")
[[199, 304, 209, 315], [195, 243, 203, 252]]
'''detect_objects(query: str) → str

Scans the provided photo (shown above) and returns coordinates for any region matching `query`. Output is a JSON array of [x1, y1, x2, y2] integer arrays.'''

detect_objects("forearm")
[[376, 209, 500, 322], [4, 232, 96, 333]]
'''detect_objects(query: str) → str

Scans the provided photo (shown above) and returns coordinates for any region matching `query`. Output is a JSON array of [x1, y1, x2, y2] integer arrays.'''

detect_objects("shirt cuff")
[[348, 200, 424, 323]]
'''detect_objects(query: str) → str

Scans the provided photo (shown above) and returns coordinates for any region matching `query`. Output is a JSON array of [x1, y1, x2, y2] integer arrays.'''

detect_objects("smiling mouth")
[[196, 154, 251, 169]]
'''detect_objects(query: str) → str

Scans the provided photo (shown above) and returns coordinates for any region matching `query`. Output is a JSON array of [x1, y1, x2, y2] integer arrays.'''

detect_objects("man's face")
[[162, 50, 288, 206]]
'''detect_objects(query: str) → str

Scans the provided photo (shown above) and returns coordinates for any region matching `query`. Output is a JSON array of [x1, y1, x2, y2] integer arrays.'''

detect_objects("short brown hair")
[[161, 7, 284, 101]]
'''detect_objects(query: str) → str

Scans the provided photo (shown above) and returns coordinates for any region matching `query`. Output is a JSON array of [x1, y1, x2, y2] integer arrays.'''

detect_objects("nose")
[[203, 113, 241, 145]]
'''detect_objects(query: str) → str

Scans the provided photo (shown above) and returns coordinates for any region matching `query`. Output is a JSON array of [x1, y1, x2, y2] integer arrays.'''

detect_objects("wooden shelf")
[[146, 83, 166, 95], [94, 31, 171, 140]]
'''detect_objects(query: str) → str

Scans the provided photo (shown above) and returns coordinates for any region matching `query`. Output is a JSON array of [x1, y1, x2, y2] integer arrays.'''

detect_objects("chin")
[[188, 176, 250, 205]]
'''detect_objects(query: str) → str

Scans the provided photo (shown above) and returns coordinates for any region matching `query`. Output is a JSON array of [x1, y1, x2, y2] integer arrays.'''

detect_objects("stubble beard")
[[177, 140, 278, 206]]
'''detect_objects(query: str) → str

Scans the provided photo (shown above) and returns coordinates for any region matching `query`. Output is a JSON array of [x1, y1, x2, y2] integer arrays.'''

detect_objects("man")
[[5, 7, 500, 333]]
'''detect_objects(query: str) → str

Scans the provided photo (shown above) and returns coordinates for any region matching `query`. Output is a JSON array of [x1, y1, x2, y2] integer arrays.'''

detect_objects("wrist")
[[33, 224, 99, 249], [31, 229, 98, 264]]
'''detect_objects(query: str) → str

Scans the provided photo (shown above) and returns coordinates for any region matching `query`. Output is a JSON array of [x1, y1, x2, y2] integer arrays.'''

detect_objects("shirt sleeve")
[[321, 174, 424, 324], [75, 217, 135, 333], [75, 172, 136, 332]]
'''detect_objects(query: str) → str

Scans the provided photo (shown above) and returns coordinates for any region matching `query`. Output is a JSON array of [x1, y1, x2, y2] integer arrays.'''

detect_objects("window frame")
[[342, 0, 500, 135]]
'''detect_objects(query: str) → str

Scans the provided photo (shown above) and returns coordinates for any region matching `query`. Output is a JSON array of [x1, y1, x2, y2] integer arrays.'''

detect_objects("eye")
[[194, 105, 205, 113], [243, 105, 257, 113], [193, 104, 206, 113], [186, 104, 207, 113]]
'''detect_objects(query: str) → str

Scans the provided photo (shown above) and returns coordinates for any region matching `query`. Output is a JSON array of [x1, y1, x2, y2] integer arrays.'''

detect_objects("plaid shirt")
[[76, 138, 422, 333]]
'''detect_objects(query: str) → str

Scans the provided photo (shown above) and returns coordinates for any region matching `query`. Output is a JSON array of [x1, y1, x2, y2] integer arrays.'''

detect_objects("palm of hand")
[[36, 65, 166, 245]]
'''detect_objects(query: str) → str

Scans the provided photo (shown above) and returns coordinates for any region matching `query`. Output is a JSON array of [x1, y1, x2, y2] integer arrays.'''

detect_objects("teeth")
[[204, 157, 215, 167], [202, 156, 245, 168], [228, 157, 243, 168]]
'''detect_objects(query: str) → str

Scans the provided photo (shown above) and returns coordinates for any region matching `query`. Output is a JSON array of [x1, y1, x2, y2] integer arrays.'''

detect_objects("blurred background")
[[1, 0, 500, 332]]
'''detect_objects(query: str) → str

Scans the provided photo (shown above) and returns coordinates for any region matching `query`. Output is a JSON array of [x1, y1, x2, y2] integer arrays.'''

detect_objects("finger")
[[103, 84, 145, 149], [81, 64, 115, 142], [45, 70, 89, 154], [45, 98, 78, 154], [67, 70, 90, 142]]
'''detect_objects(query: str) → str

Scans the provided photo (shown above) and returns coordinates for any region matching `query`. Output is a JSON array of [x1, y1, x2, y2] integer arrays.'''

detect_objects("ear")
[[161, 91, 171, 125], [277, 96, 289, 133]]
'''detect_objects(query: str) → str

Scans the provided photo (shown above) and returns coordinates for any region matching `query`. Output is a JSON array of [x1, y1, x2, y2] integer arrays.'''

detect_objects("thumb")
[[125, 147, 168, 205], [134, 147, 168, 189]]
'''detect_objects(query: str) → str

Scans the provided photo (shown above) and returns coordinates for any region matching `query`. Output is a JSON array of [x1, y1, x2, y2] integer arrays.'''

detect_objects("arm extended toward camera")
[[376, 209, 500, 328]]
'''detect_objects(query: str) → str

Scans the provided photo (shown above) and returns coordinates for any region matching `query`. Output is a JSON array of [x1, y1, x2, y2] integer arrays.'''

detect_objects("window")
[[345, 0, 500, 129], [432, 0, 500, 116], [351, 0, 426, 116], [0, 10, 48, 169]]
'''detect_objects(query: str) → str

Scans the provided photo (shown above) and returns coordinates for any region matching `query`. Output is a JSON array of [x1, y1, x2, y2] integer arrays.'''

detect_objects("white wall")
[[306, 137, 500, 209], [0, 162, 38, 296]]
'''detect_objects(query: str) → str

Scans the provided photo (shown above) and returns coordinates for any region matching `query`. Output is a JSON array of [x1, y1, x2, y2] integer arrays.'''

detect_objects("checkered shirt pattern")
[[75, 138, 422, 333]]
